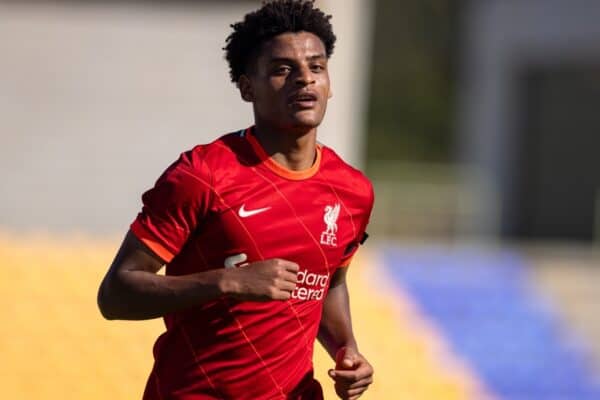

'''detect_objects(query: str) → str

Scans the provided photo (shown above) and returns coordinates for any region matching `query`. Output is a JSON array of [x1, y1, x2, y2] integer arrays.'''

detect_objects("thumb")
[[335, 346, 358, 369]]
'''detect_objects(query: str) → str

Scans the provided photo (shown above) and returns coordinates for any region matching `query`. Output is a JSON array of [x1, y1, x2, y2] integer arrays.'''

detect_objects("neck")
[[253, 122, 318, 171]]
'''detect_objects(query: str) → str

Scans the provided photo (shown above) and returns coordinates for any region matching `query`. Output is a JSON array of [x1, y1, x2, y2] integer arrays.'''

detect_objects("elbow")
[[98, 303, 117, 321], [97, 281, 119, 320], [99, 309, 117, 321]]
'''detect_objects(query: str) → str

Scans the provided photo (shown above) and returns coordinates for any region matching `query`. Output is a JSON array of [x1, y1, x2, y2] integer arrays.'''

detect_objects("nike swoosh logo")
[[238, 204, 271, 218]]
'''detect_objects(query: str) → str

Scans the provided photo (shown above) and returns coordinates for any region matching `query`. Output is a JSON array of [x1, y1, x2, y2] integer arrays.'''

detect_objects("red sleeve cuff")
[[131, 219, 176, 263]]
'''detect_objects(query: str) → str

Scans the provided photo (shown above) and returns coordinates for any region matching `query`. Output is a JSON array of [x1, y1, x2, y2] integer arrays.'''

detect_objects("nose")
[[295, 65, 315, 86]]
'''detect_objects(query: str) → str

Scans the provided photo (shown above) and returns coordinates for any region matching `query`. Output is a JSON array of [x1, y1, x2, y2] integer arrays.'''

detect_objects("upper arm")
[[330, 266, 348, 288], [98, 230, 165, 306], [130, 148, 212, 263], [338, 178, 374, 269], [110, 230, 166, 275]]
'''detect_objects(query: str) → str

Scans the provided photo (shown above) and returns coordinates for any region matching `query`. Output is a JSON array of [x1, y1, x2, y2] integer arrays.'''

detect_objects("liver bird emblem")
[[323, 203, 340, 236]]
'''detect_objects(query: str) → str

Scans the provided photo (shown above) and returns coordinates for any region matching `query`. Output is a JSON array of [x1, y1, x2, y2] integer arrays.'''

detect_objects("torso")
[[141, 129, 373, 399]]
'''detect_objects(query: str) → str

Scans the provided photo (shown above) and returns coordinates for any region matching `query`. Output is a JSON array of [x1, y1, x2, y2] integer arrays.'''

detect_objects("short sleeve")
[[130, 148, 212, 263], [339, 181, 375, 267]]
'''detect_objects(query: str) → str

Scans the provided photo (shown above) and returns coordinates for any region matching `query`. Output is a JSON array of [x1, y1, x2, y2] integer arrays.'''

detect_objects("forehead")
[[257, 31, 326, 61]]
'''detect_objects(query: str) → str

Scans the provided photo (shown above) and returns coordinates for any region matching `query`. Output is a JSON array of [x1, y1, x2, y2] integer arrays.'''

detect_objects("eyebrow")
[[268, 54, 327, 64]]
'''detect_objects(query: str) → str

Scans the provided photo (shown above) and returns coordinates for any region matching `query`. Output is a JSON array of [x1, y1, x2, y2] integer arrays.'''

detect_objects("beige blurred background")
[[0, 0, 370, 234], [2, 1, 600, 399]]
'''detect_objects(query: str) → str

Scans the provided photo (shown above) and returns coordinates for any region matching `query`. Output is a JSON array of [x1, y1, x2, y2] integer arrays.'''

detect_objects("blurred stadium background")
[[1, 0, 600, 399]]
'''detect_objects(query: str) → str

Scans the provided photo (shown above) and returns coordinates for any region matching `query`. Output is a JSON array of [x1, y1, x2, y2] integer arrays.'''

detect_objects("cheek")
[[255, 79, 287, 104], [318, 76, 331, 101], [267, 76, 289, 92]]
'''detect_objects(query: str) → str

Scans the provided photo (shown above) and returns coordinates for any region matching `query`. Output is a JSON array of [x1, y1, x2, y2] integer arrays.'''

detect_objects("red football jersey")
[[131, 127, 374, 399]]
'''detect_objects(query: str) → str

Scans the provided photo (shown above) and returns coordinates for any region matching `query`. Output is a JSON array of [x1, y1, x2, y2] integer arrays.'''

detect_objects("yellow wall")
[[0, 232, 486, 399]]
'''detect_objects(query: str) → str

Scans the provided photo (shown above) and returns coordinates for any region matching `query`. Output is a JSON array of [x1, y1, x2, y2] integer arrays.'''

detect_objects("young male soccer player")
[[98, 1, 374, 398]]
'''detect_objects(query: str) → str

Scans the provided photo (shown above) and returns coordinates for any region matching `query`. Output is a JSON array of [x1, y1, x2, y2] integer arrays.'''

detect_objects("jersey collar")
[[244, 127, 322, 180]]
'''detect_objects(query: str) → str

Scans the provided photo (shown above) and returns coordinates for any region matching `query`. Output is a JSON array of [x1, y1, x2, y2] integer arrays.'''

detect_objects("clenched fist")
[[222, 258, 299, 301], [328, 347, 374, 400]]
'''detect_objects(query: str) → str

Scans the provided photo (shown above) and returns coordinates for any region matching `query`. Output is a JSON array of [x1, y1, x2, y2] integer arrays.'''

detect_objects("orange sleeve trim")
[[130, 220, 175, 263], [245, 127, 321, 180], [339, 254, 356, 268]]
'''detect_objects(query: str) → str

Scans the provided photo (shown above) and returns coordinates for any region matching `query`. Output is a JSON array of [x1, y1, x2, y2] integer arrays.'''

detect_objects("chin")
[[289, 111, 324, 129]]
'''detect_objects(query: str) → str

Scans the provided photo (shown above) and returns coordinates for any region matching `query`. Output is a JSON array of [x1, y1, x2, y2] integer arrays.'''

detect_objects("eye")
[[273, 65, 292, 75], [311, 64, 325, 72]]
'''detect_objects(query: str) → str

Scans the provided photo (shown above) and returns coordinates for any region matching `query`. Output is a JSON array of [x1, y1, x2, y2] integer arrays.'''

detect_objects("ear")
[[238, 75, 254, 103]]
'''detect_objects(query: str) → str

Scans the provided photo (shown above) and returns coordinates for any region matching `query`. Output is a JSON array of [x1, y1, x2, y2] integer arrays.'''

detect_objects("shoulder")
[[180, 130, 248, 169], [319, 145, 374, 206], [166, 129, 254, 182], [150, 130, 248, 196]]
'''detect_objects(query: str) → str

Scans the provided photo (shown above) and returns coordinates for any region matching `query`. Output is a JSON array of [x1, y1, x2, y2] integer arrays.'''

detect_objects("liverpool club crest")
[[320, 203, 340, 246]]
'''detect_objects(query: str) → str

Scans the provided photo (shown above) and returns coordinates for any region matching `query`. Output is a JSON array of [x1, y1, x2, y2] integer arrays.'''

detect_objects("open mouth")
[[289, 92, 318, 108]]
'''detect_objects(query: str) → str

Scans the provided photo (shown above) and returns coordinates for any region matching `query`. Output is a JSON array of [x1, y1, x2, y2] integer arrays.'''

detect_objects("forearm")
[[98, 268, 235, 320], [321, 277, 374, 400], [318, 279, 358, 359], [98, 231, 300, 320]]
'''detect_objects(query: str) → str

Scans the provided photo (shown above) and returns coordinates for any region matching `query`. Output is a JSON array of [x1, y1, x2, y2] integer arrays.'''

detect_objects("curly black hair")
[[224, 0, 336, 84]]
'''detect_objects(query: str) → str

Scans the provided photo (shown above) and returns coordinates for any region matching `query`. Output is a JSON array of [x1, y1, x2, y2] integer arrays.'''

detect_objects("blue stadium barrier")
[[383, 246, 600, 400]]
